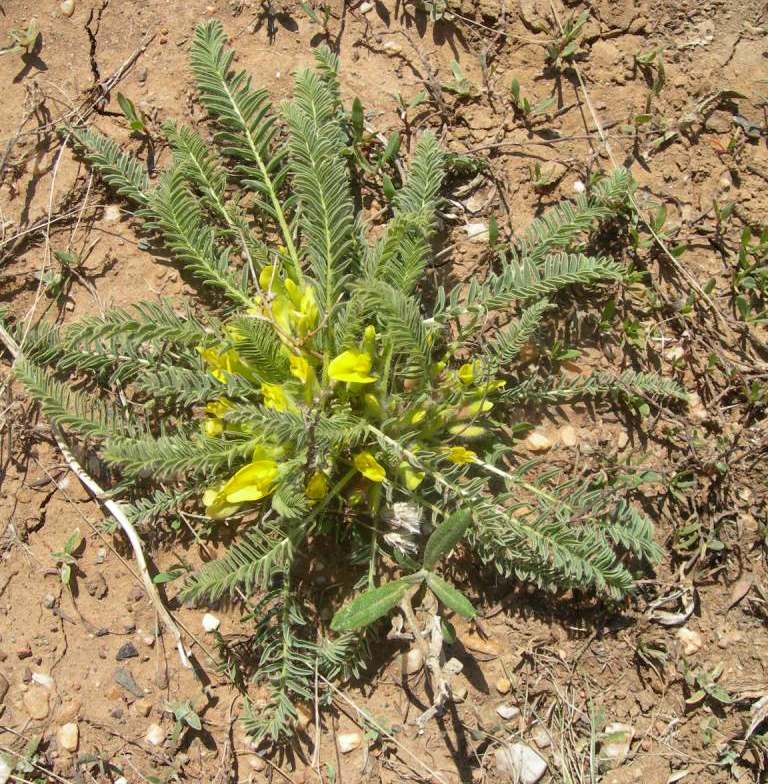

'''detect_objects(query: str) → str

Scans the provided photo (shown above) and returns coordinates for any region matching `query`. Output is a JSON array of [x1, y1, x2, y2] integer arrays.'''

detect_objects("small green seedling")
[[166, 699, 202, 741], [683, 661, 733, 707], [634, 47, 666, 96], [443, 60, 473, 97], [52, 528, 83, 587], [510, 78, 555, 121], [117, 92, 148, 135], [0, 18, 39, 57], [546, 10, 588, 69]]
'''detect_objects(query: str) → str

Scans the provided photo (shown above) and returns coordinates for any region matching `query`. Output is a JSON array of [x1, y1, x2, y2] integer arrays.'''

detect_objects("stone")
[[85, 572, 108, 599], [135, 698, 152, 717], [57, 698, 82, 723], [103, 205, 121, 222], [0, 673, 8, 704], [337, 732, 363, 753], [114, 667, 144, 697], [202, 613, 220, 632], [145, 723, 165, 745], [359, 1, 373, 11], [590, 40, 622, 69], [465, 222, 489, 243], [402, 647, 424, 675], [531, 724, 552, 749], [677, 627, 703, 655], [525, 431, 552, 452], [116, 642, 139, 661], [23, 686, 50, 720], [495, 677, 512, 694], [495, 742, 547, 783], [32, 672, 54, 689], [496, 703, 520, 720], [600, 723, 635, 770], [452, 684, 468, 703], [60, 0, 75, 16], [559, 425, 578, 447], [57, 722, 79, 752]]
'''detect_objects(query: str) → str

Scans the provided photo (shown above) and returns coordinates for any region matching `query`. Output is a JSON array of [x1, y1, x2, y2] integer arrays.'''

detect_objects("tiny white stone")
[[496, 703, 520, 720], [57, 722, 79, 752], [32, 672, 55, 689], [573, 179, 586, 193], [337, 731, 363, 753], [103, 204, 121, 222], [525, 431, 552, 452], [359, 1, 373, 12], [145, 723, 166, 746], [202, 613, 220, 632], [60, 0, 75, 16], [495, 742, 547, 783], [465, 222, 489, 242], [559, 424, 578, 447], [114, 778, 129, 784], [677, 627, 703, 655]]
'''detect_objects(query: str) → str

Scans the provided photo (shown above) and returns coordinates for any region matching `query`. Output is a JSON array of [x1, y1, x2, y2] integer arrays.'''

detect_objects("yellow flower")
[[458, 362, 478, 385], [305, 471, 329, 500], [410, 409, 427, 425], [261, 383, 294, 412], [363, 393, 382, 419], [328, 350, 376, 384], [443, 446, 478, 465], [198, 346, 253, 383], [203, 459, 279, 519], [204, 418, 223, 437], [467, 399, 493, 415], [289, 354, 311, 384], [353, 451, 386, 482]]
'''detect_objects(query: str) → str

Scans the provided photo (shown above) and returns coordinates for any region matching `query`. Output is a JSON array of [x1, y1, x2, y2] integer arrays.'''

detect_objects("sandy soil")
[[1, 0, 767, 782]]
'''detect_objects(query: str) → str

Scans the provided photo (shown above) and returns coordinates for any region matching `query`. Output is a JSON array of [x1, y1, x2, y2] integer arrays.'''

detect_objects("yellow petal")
[[328, 350, 376, 384], [399, 461, 425, 490], [222, 460, 279, 503], [261, 383, 291, 412], [204, 418, 223, 437], [353, 451, 386, 482], [305, 471, 329, 500], [458, 362, 476, 385], [289, 354, 311, 384], [443, 446, 478, 465]]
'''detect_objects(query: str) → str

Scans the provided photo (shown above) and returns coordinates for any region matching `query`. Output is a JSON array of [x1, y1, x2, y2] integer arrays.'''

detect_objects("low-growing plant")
[[6, 21, 685, 743]]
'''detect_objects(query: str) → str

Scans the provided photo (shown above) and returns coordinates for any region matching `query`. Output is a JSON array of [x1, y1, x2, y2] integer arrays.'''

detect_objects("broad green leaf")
[[422, 509, 472, 570], [64, 527, 82, 555], [331, 578, 410, 631], [426, 573, 475, 619]]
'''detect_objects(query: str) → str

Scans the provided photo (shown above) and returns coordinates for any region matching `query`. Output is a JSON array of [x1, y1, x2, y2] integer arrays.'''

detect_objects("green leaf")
[[422, 509, 472, 570], [117, 92, 145, 132], [351, 97, 364, 141], [380, 132, 400, 164], [426, 573, 476, 619], [153, 570, 184, 584], [331, 578, 411, 631], [64, 528, 82, 556]]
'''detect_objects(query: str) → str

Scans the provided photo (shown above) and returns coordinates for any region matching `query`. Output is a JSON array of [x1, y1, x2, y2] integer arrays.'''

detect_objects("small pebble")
[[525, 431, 552, 452], [359, 0, 373, 11], [249, 755, 266, 772], [337, 732, 362, 753], [116, 642, 139, 661], [61, 0, 75, 16], [677, 627, 703, 655], [42, 594, 56, 609], [57, 722, 79, 752], [202, 613, 220, 632], [135, 698, 152, 717], [496, 703, 520, 720], [145, 723, 165, 746], [32, 672, 54, 689], [495, 677, 511, 695], [103, 205, 121, 222], [23, 686, 49, 720], [559, 425, 578, 447]]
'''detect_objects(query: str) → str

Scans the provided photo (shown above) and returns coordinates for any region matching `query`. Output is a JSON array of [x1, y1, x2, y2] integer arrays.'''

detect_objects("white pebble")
[[495, 742, 547, 783], [573, 179, 586, 193], [61, 0, 75, 16], [525, 431, 552, 452], [496, 703, 520, 720], [359, 1, 374, 11], [145, 723, 165, 746], [465, 222, 489, 242], [677, 627, 703, 655], [202, 613, 220, 632], [57, 722, 79, 752], [103, 204, 121, 222], [0, 757, 12, 784], [337, 732, 362, 753], [32, 672, 55, 689], [114, 778, 129, 784]]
